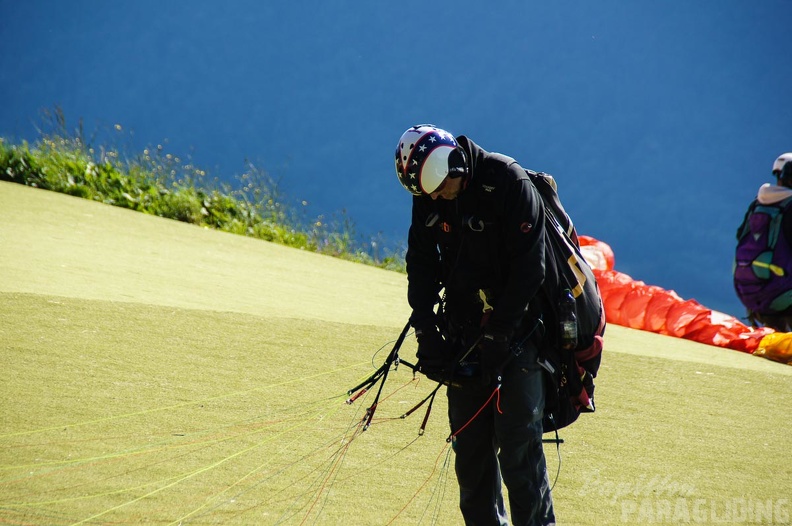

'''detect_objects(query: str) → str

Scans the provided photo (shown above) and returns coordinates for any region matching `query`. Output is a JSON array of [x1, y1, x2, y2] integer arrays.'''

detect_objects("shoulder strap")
[[736, 200, 759, 240], [769, 196, 792, 250], [524, 169, 577, 244]]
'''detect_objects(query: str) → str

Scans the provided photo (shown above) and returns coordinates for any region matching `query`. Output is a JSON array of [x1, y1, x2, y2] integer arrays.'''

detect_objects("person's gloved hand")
[[414, 325, 450, 380], [478, 332, 512, 385]]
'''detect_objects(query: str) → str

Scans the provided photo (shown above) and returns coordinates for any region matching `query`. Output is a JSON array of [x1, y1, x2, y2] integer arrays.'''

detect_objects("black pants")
[[447, 342, 555, 526]]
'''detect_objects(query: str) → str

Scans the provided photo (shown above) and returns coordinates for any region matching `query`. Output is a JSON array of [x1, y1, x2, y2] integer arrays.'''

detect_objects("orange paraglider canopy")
[[578, 235, 791, 365]]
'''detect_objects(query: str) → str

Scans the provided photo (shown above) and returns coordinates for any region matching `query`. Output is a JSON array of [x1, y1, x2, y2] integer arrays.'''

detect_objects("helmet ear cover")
[[447, 146, 468, 179]]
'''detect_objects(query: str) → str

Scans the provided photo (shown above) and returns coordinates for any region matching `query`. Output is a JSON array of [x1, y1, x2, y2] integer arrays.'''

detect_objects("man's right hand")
[[415, 325, 450, 379]]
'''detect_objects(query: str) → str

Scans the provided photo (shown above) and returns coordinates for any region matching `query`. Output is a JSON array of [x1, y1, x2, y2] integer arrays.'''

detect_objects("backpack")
[[524, 170, 605, 432], [734, 196, 792, 314]]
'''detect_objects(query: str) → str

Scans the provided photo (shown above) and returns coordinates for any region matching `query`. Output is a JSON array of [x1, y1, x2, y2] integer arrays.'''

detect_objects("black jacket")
[[406, 136, 547, 338]]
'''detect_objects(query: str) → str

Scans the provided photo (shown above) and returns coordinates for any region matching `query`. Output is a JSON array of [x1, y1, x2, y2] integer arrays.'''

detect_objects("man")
[[734, 152, 792, 331], [394, 124, 555, 525]]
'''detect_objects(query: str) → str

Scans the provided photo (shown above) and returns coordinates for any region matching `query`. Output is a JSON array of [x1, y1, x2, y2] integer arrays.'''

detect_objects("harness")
[[734, 195, 792, 313]]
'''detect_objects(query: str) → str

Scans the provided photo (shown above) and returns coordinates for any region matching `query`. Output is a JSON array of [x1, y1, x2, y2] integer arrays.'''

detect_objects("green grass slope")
[[1, 182, 790, 526]]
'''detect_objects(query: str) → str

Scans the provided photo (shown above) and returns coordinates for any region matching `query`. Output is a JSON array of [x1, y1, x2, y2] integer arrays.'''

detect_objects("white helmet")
[[772, 152, 792, 175], [394, 124, 463, 195]]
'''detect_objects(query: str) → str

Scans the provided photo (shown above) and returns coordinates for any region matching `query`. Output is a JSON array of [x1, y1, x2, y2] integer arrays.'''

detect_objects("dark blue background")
[[3, 1, 791, 317]]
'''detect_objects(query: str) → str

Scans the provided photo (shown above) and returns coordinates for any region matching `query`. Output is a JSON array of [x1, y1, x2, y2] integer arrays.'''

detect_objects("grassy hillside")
[[1, 182, 790, 526], [0, 122, 405, 272]]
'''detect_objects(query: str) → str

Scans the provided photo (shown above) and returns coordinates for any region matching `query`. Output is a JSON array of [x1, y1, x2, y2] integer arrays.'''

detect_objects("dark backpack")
[[734, 196, 792, 315], [523, 170, 605, 432]]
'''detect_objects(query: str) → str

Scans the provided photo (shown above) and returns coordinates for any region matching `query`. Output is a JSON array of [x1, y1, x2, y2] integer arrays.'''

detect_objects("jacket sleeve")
[[405, 196, 443, 328], [486, 167, 547, 337]]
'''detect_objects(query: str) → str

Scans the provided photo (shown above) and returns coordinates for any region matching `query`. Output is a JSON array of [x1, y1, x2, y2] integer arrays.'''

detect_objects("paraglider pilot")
[[394, 124, 555, 526]]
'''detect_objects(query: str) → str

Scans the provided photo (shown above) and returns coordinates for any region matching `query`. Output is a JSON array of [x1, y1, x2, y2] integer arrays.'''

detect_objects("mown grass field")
[[1, 181, 790, 525]]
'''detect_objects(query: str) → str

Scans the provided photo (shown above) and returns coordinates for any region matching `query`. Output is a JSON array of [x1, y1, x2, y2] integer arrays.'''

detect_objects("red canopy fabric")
[[578, 235, 791, 365]]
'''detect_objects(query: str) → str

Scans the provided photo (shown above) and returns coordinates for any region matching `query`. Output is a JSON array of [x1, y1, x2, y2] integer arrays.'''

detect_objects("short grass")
[[1, 182, 791, 525]]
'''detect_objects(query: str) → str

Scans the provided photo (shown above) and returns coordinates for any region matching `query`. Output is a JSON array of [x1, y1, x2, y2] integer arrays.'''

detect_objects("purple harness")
[[734, 196, 792, 313]]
